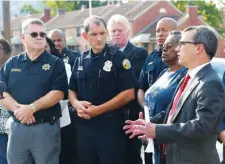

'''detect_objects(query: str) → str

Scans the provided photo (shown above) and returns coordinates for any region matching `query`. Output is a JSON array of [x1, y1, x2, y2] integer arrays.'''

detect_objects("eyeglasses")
[[178, 41, 198, 46], [25, 32, 46, 38], [162, 44, 177, 50]]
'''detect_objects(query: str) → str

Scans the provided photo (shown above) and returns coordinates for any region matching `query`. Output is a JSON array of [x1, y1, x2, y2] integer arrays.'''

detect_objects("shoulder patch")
[[122, 59, 131, 70]]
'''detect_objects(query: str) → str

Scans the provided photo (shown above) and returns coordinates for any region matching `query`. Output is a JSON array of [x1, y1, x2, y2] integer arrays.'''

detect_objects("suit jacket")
[[155, 64, 225, 164], [123, 41, 148, 119]]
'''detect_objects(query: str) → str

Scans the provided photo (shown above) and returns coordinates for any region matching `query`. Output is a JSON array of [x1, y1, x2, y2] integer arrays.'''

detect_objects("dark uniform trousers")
[[124, 104, 143, 164], [75, 114, 126, 164], [59, 109, 77, 164]]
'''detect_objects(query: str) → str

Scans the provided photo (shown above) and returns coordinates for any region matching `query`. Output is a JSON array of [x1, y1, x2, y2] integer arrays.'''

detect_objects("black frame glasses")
[[178, 41, 198, 46], [25, 32, 47, 38]]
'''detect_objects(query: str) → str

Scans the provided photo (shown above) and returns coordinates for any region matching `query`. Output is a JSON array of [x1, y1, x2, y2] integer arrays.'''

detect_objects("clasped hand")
[[76, 101, 100, 119], [14, 104, 35, 125]]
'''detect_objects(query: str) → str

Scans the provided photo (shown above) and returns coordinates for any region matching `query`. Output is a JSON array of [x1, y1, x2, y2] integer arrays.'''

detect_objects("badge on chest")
[[103, 60, 112, 72]]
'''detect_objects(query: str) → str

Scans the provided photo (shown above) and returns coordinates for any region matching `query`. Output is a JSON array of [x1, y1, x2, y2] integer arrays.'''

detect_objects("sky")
[[0, 1, 45, 21]]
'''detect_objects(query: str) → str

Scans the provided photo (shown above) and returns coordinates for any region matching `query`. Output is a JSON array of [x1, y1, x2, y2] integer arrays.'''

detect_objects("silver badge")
[[103, 60, 112, 72]]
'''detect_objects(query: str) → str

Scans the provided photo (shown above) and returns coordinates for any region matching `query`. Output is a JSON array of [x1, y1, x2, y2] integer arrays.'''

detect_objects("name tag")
[[11, 68, 21, 72]]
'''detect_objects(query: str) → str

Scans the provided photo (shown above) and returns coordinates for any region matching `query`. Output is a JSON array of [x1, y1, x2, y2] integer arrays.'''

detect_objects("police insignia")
[[11, 68, 21, 72], [78, 66, 83, 71], [103, 60, 112, 72], [63, 56, 69, 64], [122, 59, 131, 69], [42, 64, 51, 71]]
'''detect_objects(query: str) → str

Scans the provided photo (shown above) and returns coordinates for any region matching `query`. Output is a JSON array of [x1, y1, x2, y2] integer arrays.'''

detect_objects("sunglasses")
[[25, 32, 47, 38]]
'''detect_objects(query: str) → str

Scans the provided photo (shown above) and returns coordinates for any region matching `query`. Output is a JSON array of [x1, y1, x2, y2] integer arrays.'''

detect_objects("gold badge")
[[122, 59, 131, 70], [42, 64, 51, 71], [11, 68, 21, 72]]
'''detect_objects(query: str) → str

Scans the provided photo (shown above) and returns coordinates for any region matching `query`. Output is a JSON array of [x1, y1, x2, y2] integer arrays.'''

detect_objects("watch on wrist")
[[29, 103, 36, 113]]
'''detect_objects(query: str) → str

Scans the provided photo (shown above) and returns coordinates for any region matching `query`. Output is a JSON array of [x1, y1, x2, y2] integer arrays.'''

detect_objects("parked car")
[[211, 57, 225, 162], [211, 57, 225, 84]]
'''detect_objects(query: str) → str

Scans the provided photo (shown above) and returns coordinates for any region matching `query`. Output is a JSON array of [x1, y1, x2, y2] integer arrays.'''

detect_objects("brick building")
[[8, 1, 225, 57]]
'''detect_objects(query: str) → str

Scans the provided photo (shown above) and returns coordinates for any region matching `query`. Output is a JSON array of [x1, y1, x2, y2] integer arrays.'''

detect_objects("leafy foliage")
[[20, 4, 39, 14], [42, 0, 108, 15], [172, 0, 225, 37]]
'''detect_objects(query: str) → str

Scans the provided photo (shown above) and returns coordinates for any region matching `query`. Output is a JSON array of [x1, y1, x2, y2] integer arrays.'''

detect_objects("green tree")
[[42, 0, 107, 15], [20, 4, 39, 14], [172, 0, 225, 37]]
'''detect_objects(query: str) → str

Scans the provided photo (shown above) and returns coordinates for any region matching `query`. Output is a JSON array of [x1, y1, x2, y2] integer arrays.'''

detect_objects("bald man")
[[48, 29, 79, 70], [137, 17, 177, 164], [48, 29, 79, 164], [138, 17, 177, 107]]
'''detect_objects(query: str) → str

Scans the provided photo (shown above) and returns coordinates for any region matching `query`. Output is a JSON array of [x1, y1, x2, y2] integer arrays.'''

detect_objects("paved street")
[[141, 142, 224, 163]]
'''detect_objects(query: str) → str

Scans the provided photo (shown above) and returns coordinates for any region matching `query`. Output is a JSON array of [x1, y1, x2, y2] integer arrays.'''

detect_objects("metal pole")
[[2, 1, 11, 42], [89, 0, 92, 17]]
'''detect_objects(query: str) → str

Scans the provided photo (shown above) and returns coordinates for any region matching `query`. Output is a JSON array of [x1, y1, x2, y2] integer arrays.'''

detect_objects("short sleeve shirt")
[[69, 44, 137, 114], [139, 50, 168, 91], [0, 51, 68, 120]]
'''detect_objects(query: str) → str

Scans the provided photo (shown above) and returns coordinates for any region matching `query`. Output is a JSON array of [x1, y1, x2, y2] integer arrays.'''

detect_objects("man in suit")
[[124, 25, 225, 164], [108, 14, 148, 164]]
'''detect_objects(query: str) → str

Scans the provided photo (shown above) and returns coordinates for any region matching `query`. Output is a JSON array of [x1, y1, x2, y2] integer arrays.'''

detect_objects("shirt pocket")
[[98, 69, 115, 89]]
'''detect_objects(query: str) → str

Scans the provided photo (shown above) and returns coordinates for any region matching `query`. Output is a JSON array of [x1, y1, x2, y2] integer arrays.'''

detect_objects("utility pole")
[[89, 0, 92, 17], [2, 1, 11, 42]]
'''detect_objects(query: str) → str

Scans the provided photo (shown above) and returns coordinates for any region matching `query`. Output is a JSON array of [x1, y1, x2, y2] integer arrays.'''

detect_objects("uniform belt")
[[12, 116, 58, 125]]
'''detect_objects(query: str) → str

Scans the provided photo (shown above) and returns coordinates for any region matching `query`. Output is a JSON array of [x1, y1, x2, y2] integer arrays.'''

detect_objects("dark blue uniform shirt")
[[69, 44, 137, 116], [0, 51, 68, 121], [61, 47, 80, 70], [139, 49, 168, 91]]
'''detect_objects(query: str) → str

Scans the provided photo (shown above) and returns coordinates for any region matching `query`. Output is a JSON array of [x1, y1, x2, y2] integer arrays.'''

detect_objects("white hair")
[[107, 14, 130, 31], [21, 18, 46, 34]]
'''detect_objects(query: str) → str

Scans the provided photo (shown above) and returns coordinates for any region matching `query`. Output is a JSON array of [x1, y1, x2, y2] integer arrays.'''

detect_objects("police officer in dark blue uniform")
[[48, 29, 79, 164], [48, 29, 79, 69], [0, 18, 68, 164], [69, 15, 137, 164], [137, 17, 178, 164]]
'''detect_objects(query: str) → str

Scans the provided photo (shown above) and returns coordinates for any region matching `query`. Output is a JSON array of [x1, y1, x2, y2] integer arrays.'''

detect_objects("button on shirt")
[[0, 51, 68, 121], [69, 44, 137, 115]]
